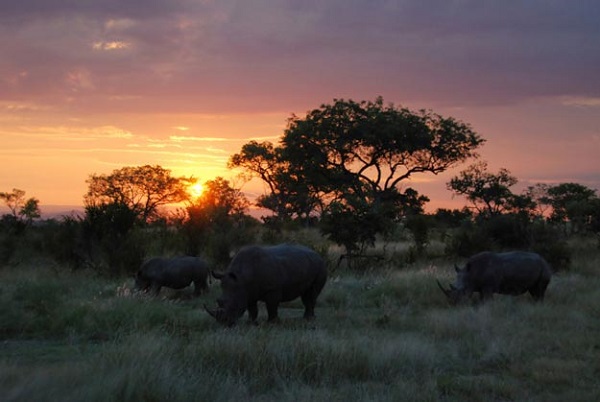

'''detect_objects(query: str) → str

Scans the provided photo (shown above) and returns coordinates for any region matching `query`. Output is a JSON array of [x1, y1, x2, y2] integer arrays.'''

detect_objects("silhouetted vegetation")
[[445, 163, 600, 269], [2, 99, 599, 273], [181, 177, 258, 268], [230, 97, 484, 253], [85, 165, 194, 223]]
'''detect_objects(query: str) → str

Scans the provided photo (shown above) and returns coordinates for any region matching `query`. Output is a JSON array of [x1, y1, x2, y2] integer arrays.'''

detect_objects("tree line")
[[1, 98, 599, 274]]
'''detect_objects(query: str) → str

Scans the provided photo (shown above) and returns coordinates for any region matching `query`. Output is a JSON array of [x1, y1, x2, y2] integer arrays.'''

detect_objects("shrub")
[[529, 221, 571, 271], [39, 217, 86, 269], [483, 213, 530, 249], [80, 203, 145, 276], [445, 215, 571, 270], [405, 214, 430, 254], [445, 220, 494, 257]]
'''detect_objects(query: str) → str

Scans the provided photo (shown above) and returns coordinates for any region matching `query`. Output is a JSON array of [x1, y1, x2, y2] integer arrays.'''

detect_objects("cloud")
[[170, 135, 230, 143], [0, 0, 191, 23], [7, 125, 133, 141], [92, 41, 131, 51], [0, 0, 598, 113], [0, 101, 48, 113], [561, 97, 600, 107]]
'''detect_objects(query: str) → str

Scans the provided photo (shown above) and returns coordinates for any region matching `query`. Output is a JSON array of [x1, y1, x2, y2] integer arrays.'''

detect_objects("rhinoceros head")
[[436, 264, 471, 304], [133, 270, 151, 292], [204, 270, 248, 326]]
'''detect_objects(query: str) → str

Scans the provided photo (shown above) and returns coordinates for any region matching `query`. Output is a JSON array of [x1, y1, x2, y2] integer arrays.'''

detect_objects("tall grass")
[[1, 243, 600, 401]]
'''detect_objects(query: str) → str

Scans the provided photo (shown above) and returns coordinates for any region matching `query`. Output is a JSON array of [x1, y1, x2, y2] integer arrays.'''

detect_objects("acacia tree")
[[81, 165, 194, 274], [85, 165, 194, 223], [228, 141, 321, 223], [282, 98, 482, 196], [546, 183, 598, 233], [447, 161, 522, 216], [0, 188, 40, 226], [231, 97, 484, 252], [523, 183, 552, 217], [188, 177, 249, 226]]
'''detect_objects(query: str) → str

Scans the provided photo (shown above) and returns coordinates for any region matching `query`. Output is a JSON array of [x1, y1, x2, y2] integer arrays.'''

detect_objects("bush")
[[39, 217, 86, 269], [445, 214, 571, 270], [80, 203, 145, 276], [405, 215, 430, 254], [529, 221, 571, 271], [483, 213, 530, 249], [445, 220, 495, 257]]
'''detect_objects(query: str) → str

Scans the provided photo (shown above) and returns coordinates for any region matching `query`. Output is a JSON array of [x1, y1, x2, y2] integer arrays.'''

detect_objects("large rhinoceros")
[[204, 244, 327, 326], [134, 256, 209, 296], [437, 251, 552, 304]]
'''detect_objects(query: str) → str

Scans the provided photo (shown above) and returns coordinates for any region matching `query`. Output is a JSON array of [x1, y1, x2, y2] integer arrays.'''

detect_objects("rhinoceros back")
[[469, 251, 551, 295], [142, 256, 207, 288], [229, 244, 327, 299]]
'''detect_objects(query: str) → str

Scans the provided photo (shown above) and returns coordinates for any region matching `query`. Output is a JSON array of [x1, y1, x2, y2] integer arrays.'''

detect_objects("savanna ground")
[[1, 236, 599, 402]]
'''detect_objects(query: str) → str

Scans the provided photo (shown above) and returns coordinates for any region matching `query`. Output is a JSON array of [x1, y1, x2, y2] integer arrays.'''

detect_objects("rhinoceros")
[[204, 244, 327, 326], [437, 251, 552, 304], [134, 256, 209, 296]]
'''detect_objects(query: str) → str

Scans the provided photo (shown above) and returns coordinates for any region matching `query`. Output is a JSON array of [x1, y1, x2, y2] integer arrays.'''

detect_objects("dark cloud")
[[1, 0, 599, 112], [0, 0, 192, 23]]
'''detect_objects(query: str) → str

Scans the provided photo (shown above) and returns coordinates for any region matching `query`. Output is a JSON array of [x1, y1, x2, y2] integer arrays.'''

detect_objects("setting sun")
[[189, 183, 204, 198]]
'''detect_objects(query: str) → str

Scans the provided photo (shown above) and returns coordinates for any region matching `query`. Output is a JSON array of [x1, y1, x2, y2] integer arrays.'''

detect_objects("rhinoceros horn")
[[204, 304, 220, 319], [436, 280, 451, 298], [211, 270, 225, 280]]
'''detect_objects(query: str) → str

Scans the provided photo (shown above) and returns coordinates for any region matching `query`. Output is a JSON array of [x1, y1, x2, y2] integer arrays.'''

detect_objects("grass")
[[1, 245, 600, 401]]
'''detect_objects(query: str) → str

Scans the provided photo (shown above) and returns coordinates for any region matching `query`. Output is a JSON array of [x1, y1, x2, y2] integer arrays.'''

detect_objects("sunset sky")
[[1, 0, 599, 214]]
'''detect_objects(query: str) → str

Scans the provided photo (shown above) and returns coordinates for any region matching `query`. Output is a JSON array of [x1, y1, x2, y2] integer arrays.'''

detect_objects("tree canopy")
[[84, 165, 194, 223], [544, 183, 599, 233], [231, 97, 484, 252], [184, 177, 253, 265], [281, 97, 483, 195], [188, 177, 249, 225], [447, 161, 522, 216], [0, 188, 40, 226]]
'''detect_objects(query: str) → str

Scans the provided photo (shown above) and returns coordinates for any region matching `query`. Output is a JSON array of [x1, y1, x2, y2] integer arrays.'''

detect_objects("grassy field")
[[1, 242, 599, 401]]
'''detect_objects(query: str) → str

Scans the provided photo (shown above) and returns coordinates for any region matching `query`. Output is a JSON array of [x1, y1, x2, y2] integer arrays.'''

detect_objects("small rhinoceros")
[[134, 256, 209, 296], [437, 251, 552, 304], [204, 244, 327, 326]]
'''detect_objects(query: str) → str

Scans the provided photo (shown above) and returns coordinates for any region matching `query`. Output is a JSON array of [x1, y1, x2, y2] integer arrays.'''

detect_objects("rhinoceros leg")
[[265, 301, 280, 322], [193, 279, 207, 296], [301, 294, 316, 320], [247, 302, 258, 323], [479, 288, 494, 303], [529, 280, 549, 302], [302, 278, 325, 319]]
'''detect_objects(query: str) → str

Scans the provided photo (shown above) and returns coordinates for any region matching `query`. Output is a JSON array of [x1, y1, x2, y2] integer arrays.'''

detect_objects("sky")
[[1, 0, 599, 214]]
